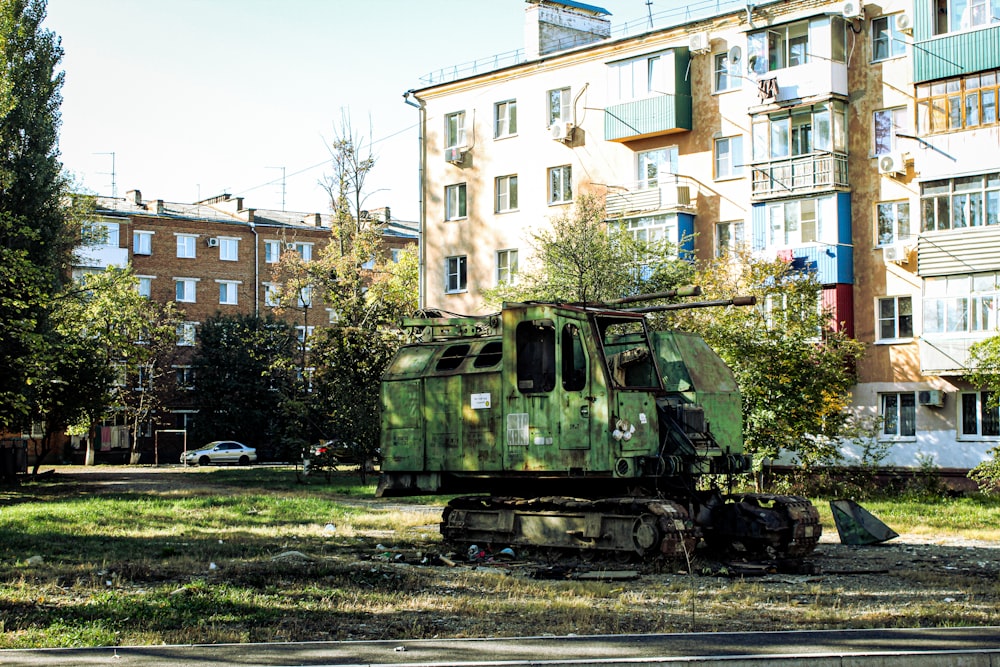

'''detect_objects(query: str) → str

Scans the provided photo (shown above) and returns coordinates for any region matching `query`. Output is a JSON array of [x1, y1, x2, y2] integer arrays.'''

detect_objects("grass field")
[[1, 466, 998, 648]]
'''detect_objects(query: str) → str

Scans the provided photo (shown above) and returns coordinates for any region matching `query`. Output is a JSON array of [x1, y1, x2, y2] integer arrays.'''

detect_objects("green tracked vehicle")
[[377, 290, 821, 562]]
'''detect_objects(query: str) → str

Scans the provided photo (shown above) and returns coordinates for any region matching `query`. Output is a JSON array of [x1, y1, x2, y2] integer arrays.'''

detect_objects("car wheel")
[[238, 455, 250, 466], [199, 455, 211, 466]]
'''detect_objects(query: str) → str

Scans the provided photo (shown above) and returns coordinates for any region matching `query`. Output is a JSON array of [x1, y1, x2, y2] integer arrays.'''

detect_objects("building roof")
[[529, 0, 610, 15]]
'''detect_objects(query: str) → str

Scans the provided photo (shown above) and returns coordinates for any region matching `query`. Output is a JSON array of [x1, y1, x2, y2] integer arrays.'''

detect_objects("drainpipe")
[[249, 221, 259, 316], [403, 89, 426, 310]]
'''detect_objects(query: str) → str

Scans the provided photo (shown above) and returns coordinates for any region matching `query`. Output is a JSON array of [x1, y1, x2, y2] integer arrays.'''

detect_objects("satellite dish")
[[727, 45, 742, 65]]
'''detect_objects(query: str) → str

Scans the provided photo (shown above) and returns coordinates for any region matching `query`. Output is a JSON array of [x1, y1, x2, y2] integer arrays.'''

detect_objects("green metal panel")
[[604, 94, 693, 141], [380, 379, 424, 470], [913, 25, 1000, 82]]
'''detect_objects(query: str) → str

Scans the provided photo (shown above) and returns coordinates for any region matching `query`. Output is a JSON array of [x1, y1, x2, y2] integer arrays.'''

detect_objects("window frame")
[[294, 242, 313, 262], [876, 200, 912, 246], [715, 220, 746, 257], [137, 275, 153, 298], [637, 146, 678, 189], [548, 165, 572, 205], [959, 391, 1000, 440], [133, 230, 153, 255], [446, 110, 467, 149], [876, 295, 914, 343], [495, 174, 519, 213], [445, 255, 468, 294], [872, 14, 907, 62], [917, 70, 1000, 135], [176, 322, 197, 347], [176, 234, 197, 259], [494, 99, 517, 139], [445, 183, 467, 220], [873, 106, 909, 156], [264, 240, 281, 263], [920, 174, 1000, 232], [174, 277, 197, 303], [879, 391, 917, 440], [496, 248, 518, 286], [713, 52, 740, 92], [218, 280, 239, 305], [547, 87, 570, 126], [219, 237, 238, 261], [714, 135, 745, 179]]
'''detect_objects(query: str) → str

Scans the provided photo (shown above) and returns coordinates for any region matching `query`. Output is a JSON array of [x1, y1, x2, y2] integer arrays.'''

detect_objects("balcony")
[[751, 152, 848, 200], [604, 94, 692, 142], [73, 244, 129, 270], [605, 176, 698, 217]]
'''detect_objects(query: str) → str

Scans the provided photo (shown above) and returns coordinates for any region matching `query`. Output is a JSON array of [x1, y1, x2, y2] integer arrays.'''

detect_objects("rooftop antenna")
[[646, 0, 653, 28], [94, 151, 116, 197], [267, 166, 286, 211]]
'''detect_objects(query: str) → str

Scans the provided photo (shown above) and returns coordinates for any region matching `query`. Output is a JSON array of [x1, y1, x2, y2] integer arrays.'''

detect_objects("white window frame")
[[876, 295, 914, 342], [264, 240, 281, 263], [876, 200, 912, 246], [548, 165, 572, 205], [446, 110, 467, 149], [607, 50, 672, 103], [217, 280, 240, 305], [174, 277, 198, 303], [714, 135, 745, 179], [294, 242, 313, 262], [766, 196, 835, 248], [872, 14, 906, 62], [620, 213, 678, 246], [133, 230, 153, 255], [713, 52, 740, 92], [445, 183, 467, 220], [715, 220, 745, 257], [176, 234, 197, 259], [879, 392, 917, 440], [494, 99, 517, 138], [747, 19, 810, 75], [920, 174, 1000, 232], [445, 255, 467, 294], [263, 282, 279, 307], [496, 249, 518, 285], [297, 285, 313, 308], [137, 275, 153, 298], [873, 106, 908, 156], [176, 322, 197, 347], [175, 365, 195, 391], [496, 175, 518, 213], [547, 87, 570, 126], [637, 147, 678, 189], [923, 272, 1000, 335], [219, 237, 238, 261], [959, 391, 1000, 440]]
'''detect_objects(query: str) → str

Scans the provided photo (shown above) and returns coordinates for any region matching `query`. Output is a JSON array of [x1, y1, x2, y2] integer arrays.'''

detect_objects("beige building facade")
[[407, 0, 1000, 471]]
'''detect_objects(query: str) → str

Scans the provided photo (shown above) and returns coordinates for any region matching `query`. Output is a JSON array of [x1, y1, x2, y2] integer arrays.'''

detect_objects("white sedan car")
[[181, 441, 257, 466]]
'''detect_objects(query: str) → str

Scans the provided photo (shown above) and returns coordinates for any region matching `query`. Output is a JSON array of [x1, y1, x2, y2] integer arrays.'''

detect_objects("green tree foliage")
[[963, 338, 1000, 491], [662, 251, 866, 471], [483, 193, 693, 307], [190, 314, 299, 459], [0, 0, 74, 433]]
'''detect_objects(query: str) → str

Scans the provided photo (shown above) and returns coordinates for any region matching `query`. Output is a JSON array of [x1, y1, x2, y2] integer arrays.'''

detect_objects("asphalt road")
[[2, 627, 999, 666]]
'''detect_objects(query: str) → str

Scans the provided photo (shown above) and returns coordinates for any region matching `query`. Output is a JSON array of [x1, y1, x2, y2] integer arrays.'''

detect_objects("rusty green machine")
[[377, 289, 820, 562]]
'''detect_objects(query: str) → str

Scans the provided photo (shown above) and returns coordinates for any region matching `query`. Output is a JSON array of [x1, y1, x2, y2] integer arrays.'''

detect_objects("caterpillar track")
[[441, 493, 821, 562]]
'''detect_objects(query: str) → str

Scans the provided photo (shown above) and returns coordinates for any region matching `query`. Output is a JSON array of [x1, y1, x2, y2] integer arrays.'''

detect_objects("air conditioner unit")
[[688, 32, 711, 54], [550, 122, 574, 142], [895, 11, 913, 33], [445, 147, 466, 164], [842, 0, 864, 19], [207, 237, 219, 247], [878, 152, 906, 175], [882, 243, 908, 263], [918, 389, 945, 408]]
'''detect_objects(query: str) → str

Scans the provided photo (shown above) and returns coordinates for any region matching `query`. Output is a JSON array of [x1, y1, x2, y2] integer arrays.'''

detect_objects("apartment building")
[[406, 0, 1000, 472], [72, 190, 417, 457]]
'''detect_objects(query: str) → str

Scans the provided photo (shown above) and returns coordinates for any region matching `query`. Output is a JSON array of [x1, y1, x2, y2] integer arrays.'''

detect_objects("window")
[[516, 320, 555, 394], [874, 107, 908, 155], [877, 200, 912, 245], [84, 220, 119, 247], [174, 278, 197, 303], [751, 101, 847, 160], [747, 20, 811, 75], [297, 286, 313, 308], [445, 255, 467, 293], [264, 283, 279, 307], [176, 234, 196, 258], [548, 87, 570, 125], [872, 15, 906, 61], [218, 280, 239, 305], [713, 52, 740, 92], [880, 392, 916, 438], [933, 0, 1000, 34], [714, 136, 744, 179], [175, 366, 194, 390], [446, 111, 467, 148], [765, 196, 836, 247], [637, 147, 678, 188], [607, 50, 672, 103], [219, 237, 238, 261], [133, 230, 153, 255], [920, 174, 1000, 231], [264, 240, 281, 263], [562, 324, 587, 392], [494, 99, 517, 138], [445, 183, 467, 220], [620, 213, 677, 245], [176, 322, 196, 347], [548, 166, 572, 204], [496, 249, 518, 285], [390, 248, 403, 263], [294, 243, 313, 261], [296, 326, 315, 348], [496, 175, 518, 212], [715, 221, 745, 257], [137, 275, 152, 298], [877, 296, 914, 341], [924, 272, 1000, 334], [917, 71, 1000, 134], [961, 391, 1000, 438]]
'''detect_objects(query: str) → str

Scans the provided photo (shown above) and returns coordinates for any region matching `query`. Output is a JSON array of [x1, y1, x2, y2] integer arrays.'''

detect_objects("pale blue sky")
[[46, 1, 650, 220]]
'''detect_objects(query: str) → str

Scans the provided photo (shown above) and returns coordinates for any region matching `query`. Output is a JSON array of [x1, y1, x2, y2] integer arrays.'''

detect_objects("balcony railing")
[[605, 176, 698, 217], [751, 152, 848, 199]]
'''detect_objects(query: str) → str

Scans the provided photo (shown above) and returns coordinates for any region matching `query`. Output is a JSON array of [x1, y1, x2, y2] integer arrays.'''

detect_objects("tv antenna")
[[646, 0, 654, 28], [267, 166, 286, 211], [94, 151, 116, 197]]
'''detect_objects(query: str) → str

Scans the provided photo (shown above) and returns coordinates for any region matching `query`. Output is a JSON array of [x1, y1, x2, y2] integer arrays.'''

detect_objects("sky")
[[45, 0, 654, 222]]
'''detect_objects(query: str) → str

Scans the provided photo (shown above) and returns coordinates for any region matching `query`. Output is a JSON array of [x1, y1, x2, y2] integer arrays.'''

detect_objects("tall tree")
[[0, 0, 73, 435]]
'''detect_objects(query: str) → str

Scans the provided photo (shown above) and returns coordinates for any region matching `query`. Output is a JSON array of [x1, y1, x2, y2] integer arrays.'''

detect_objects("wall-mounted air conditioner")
[[918, 389, 945, 407], [895, 11, 913, 33], [550, 122, 574, 142], [882, 243, 908, 263], [445, 147, 466, 164], [688, 32, 711, 54], [207, 237, 219, 247], [842, 0, 864, 18], [878, 152, 907, 175]]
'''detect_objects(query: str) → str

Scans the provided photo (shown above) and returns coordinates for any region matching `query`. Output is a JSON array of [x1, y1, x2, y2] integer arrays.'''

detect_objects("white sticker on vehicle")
[[471, 393, 492, 409]]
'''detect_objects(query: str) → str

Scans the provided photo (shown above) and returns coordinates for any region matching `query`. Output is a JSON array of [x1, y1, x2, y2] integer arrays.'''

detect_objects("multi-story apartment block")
[[72, 190, 417, 458], [405, 0, 1000, 474]]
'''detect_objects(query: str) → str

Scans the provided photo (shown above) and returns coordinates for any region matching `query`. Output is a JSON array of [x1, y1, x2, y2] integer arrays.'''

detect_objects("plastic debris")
[[25, 555, 43, 566], [271, 550, 314, 561], [209, 562, 218, 570]]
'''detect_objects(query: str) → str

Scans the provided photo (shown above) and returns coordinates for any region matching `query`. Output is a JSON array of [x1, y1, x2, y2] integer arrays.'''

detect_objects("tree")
[[662, 250, 866, 474], [0, 0, 74, 437], [482, 193, 693, 307], [962, 337, 1000, 491]]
